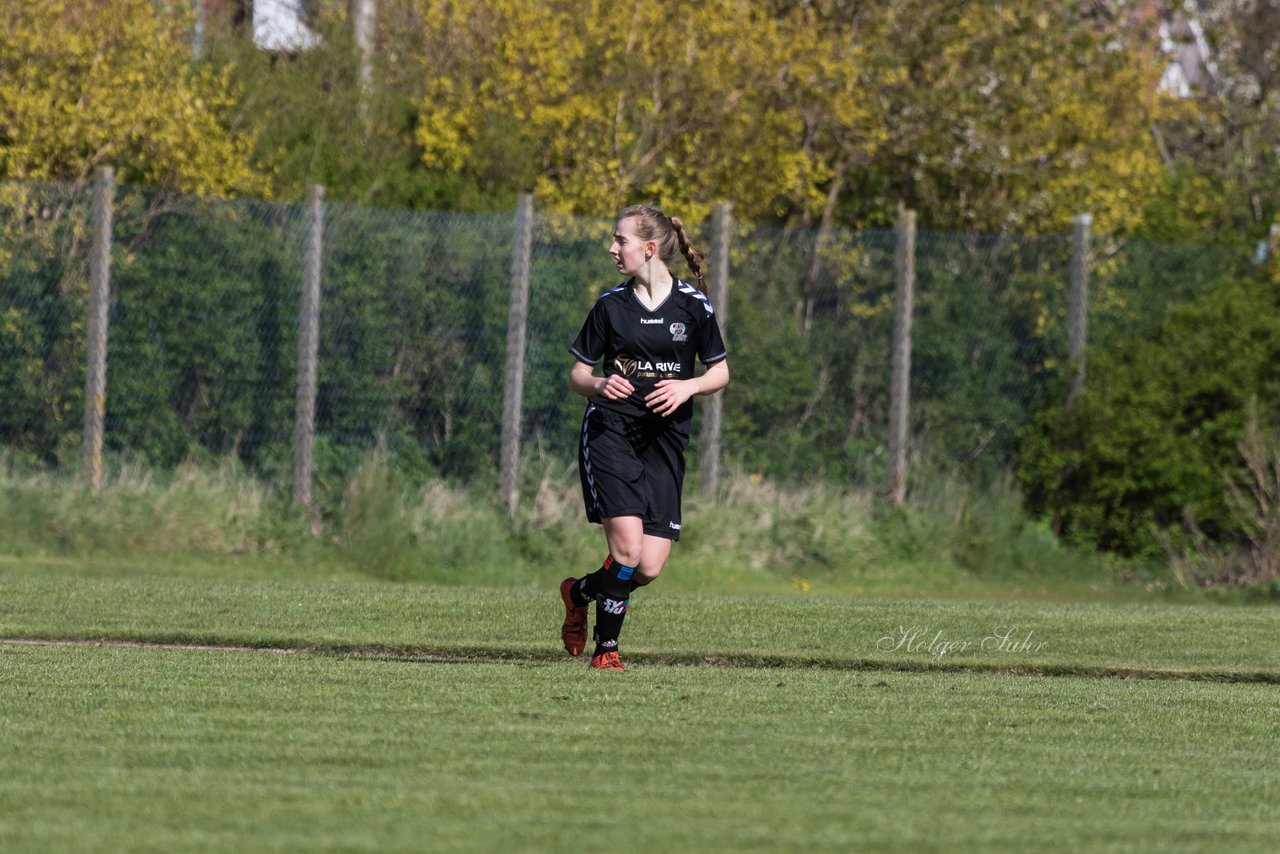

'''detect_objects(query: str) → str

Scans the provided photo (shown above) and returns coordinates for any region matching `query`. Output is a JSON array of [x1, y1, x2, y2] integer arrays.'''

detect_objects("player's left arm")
[[644, 360, 729, 417]]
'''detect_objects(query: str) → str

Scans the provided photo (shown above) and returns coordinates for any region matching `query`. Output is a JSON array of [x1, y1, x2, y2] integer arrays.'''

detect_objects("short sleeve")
[[569, 299, 609, 365], [698, 311, 727, 366]]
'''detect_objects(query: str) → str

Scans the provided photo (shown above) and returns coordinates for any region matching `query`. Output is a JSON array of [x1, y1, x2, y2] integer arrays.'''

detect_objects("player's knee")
[[633, 567, 661, 586], [610, 544, 643, 568], [636, 545, 670, 582], [594, 556, 637, 599]]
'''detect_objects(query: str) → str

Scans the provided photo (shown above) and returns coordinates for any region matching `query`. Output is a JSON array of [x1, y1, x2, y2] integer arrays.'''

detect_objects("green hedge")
[[1018, 272, 1280, 557]]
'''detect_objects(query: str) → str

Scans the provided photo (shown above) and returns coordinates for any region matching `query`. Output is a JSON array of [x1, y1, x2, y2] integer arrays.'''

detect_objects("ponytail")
[[671, 217, 708, 293]]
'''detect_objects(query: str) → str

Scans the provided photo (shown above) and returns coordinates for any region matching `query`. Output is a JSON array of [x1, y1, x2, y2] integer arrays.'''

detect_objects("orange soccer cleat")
[[589, 650, 626, 671], [559, 577, 588, 656]]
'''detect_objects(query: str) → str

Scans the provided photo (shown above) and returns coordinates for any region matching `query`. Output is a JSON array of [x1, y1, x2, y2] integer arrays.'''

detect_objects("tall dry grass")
[[0, 451, 1136, 596]]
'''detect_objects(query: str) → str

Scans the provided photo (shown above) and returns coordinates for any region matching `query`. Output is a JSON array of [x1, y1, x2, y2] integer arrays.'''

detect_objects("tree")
[[834, 1, 1172, 235], [0, 0, 264, 195], [405, 0, 855, 221], [0, 1, 268, 466], [394, 0, 1173, 235], [1141, 0, 1280, 245]]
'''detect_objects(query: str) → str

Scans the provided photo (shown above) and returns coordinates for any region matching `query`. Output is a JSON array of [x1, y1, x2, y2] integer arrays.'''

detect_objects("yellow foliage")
[[401, 0, 1165, 234], [0, 0, 265, 196], [855, 2, 1170, 235], [0, 0, 1177, 236], [407, 0, 876, 220]]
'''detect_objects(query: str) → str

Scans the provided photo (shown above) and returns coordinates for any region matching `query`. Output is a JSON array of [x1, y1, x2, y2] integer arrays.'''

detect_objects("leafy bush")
[[1018, 271, 1280, 557]]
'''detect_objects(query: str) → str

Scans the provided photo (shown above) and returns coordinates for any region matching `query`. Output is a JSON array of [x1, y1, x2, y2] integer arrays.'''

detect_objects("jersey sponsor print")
[[570, 279, 726, 428]]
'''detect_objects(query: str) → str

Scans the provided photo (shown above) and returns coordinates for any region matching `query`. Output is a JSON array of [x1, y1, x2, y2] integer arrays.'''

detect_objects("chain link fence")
[[0, 178, 1254, 503]]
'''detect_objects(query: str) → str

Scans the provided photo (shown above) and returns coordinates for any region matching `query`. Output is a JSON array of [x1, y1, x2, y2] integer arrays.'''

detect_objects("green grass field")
[[1, 462, 1276, 850], [2, 563, 1278, 852], [2, 644, 1277, 853]]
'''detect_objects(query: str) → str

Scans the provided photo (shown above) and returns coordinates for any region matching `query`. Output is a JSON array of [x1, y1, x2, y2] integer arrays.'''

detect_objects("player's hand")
[[645, 379, 696, 417], [598, 374, 635, 401]]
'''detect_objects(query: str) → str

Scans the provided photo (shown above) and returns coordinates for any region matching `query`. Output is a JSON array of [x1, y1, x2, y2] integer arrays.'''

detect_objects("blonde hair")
[[619, 204, 707, 291]]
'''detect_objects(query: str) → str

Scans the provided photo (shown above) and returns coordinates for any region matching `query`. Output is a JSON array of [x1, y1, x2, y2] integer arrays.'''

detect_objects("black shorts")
[[578, 404, 689, 541]]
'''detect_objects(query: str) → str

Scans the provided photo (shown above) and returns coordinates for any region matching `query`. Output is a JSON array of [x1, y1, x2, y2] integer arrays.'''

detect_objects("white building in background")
[[193, 1, 318, 54], [193, 1, 374, 89], [252, 0, 318, 52], [1156, 10, 1216, 98], [1123, 1, 1217, 98]]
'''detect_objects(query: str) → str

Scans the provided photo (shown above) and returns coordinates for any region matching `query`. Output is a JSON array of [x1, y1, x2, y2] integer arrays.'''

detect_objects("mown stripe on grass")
[[5, 636, 1277, 684], [1, 637, 304, 654]]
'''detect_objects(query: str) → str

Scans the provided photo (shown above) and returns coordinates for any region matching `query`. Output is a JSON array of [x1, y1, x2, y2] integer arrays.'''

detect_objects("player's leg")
[[585, 515, 644, 668], [588, 424, 684, 666], [562, 408, 600, 655], [564, 406, 643, 659], [586, 530, 675, 670], [634, 534, 672, 586], [632, 424, 682, 587], [586, 525, 675, 669], [560, 517, 640, 660]]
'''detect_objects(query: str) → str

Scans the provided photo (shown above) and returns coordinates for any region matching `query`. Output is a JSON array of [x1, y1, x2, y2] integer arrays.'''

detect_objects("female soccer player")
[[558, 205, 729, 670]]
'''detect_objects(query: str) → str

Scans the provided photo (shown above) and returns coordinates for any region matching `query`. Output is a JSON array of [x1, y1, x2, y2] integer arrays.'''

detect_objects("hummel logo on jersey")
[[639, 317, 663, 324], [668, 521, 681, 531]]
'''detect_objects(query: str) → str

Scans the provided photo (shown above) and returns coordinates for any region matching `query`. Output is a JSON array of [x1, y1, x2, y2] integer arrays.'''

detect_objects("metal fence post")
[[351, 0, 376, 100], [699, 202, 731, 497], [293, 184, 324, 521], [1067, 213, 1092, 406], [500, 193, 534, 517], [887, 203, 916, 507], [82, 166, 114, 489], [191, 0, 205, 58]]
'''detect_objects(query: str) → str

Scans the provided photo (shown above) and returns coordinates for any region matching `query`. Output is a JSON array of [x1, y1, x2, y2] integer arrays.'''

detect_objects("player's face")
[[609, 217, 651, 276]]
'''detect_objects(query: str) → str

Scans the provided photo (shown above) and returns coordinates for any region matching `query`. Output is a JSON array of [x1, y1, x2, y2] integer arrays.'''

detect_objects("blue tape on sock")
[[616, 564, 634, 582]]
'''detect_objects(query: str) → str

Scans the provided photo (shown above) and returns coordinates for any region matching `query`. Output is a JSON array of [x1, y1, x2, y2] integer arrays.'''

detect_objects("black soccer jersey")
[[570, 278, 727, 427]]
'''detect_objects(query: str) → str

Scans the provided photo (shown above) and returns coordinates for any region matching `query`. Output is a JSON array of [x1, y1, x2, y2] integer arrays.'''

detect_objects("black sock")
[[575, 555, 631, 607], [569, 576, 592, 609], [590, 558, 637, 655], [571, 556, 609, 608], [592, 592, 628, 656]]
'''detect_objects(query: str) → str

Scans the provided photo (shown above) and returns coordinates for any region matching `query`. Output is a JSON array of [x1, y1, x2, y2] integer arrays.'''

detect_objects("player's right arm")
[[569, 360, 634, 401]]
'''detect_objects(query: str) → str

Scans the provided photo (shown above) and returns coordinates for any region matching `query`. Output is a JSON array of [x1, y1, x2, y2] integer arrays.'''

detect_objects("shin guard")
[[582, 555, 634, 601], [592, 592, 628, 655], [591, 560, 635, 654]]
